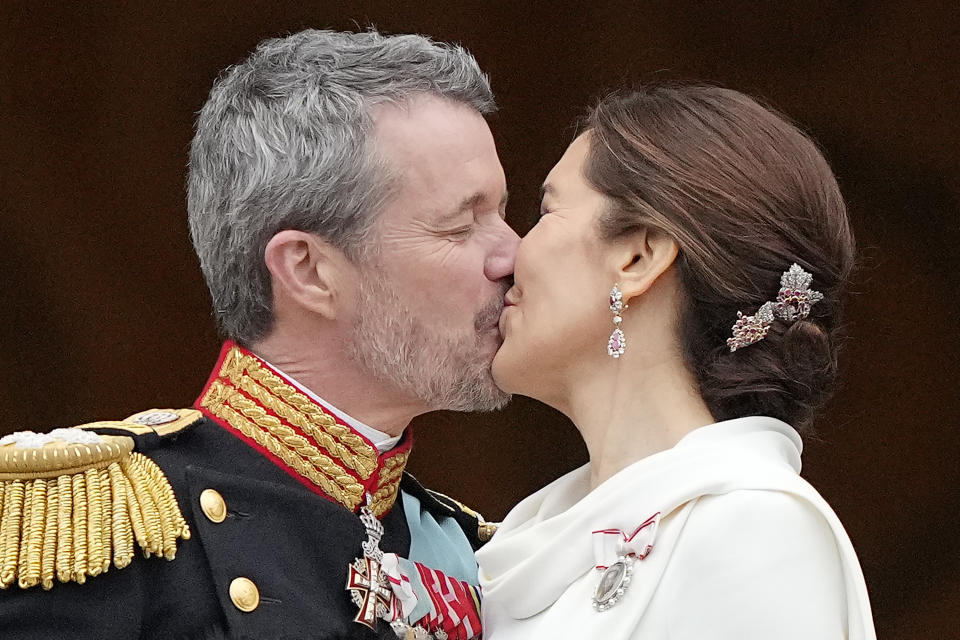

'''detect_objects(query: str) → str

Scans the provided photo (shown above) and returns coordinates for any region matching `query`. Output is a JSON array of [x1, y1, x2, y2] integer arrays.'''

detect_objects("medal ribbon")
[[381, 552, 482, 640], [591, 512, 661, 569]]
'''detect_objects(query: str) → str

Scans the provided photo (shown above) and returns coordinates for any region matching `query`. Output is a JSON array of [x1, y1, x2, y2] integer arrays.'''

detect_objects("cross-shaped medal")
[[346, 555, 393, 628], [346, 499, 395, 630]]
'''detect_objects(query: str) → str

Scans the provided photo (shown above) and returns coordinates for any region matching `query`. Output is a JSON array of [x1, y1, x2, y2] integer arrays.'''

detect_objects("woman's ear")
[[263, 230, 351, 320], [613, 226, 679, 304]]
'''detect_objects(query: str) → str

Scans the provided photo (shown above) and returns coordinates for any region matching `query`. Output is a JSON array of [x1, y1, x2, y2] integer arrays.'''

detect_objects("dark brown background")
[[1, 2, 958, 637]]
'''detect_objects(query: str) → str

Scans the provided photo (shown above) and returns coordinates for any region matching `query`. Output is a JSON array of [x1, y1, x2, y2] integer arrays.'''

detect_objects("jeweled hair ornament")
[[727, 264, 824, 352]]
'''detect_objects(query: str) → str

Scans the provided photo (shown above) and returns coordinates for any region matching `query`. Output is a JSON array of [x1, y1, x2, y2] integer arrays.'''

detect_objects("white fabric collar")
[[264, 361, 402, 453], [476, 416, 874, 639]]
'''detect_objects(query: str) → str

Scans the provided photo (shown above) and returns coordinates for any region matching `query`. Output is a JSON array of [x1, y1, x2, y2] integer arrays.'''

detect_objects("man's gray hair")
[[187, 29, 496, 344]]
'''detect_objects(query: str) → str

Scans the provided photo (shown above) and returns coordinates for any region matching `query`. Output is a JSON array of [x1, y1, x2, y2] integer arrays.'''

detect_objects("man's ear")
[[612, 226, 680, 304], [263, 230, 352, 320]]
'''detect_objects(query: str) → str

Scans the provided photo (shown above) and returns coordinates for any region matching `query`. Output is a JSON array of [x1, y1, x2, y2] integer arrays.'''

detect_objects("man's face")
[[348, 95, 519, 412]]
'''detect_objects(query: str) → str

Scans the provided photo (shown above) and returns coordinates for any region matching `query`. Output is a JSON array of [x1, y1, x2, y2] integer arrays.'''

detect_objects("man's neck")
[[249, 333, 426, 437]]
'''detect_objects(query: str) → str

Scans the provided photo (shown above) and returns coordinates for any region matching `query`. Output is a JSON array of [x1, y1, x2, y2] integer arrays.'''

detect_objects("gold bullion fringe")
[[0, 452, 190, 590]]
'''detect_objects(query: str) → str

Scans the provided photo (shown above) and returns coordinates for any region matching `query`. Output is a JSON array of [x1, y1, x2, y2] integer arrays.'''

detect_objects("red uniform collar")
[[194, 341, 411, 517]]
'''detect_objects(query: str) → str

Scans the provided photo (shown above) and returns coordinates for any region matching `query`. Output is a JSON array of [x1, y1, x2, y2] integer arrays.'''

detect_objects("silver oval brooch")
[[592, 556, 634, 611], [591, 512, 660, 612]]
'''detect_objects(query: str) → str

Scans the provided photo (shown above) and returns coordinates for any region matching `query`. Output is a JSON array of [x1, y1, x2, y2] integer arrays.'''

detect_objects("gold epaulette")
[[0, 409, 198, 590]]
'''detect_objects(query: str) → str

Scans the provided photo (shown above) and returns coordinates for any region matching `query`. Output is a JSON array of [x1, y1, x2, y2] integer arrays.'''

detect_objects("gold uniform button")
[[199, 489, 227, 524], [478, 521, 499, 542], [229, 577, 260, 612]]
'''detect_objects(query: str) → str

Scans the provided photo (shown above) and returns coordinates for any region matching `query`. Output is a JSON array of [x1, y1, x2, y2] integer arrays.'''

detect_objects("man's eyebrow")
[[539, 182, 555, 200], [438, 190, 509, 223]]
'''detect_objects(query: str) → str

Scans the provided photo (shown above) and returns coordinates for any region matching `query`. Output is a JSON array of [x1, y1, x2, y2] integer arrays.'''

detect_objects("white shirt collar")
[[264, 361, 403, 453]]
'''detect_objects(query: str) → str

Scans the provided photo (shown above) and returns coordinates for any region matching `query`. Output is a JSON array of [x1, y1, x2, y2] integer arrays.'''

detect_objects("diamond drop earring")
[[607, 284, 626, 358]]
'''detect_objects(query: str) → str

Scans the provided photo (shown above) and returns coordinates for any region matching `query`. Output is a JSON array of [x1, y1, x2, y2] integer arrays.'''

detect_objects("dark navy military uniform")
[[0, 344, 490, 640]]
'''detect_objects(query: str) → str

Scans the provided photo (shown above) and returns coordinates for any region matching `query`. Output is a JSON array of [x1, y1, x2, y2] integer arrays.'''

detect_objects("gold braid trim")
[[219, 348, 378, 468], [201, 345, 410, 516], [381, 451, 409, 477], [369, 451, 410, 517], [201, 383, 363, 510], [201, 380, 365, 506], [0, 433, 189, 590], [370, 486, 400, 518], [224, 385, 361, 493], [235, 374, 377, 479]]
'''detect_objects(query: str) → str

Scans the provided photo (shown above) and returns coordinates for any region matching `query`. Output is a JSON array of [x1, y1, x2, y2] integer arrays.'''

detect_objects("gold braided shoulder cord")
[[16, 479, 33, 585], [107, 462, 135, 569], [70, 472, 87, 583], [0, 433, 190, 590], [40, 478, 58, 588], [55, 474, 72, 583], [1, 480, 24, 587]]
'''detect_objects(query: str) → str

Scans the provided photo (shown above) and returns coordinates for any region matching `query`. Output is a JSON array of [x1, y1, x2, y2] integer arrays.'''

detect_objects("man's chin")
[[464, 345, 512, 411], [476, 383, 512, 412]]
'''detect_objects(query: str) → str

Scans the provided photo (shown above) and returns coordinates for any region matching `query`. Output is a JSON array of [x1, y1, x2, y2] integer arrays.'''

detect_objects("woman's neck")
[[562, 351, 715, 491]]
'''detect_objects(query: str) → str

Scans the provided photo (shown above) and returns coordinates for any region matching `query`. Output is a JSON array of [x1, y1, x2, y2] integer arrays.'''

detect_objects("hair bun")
[[781, 319, 836, 411], [783, 318, 829, 357]]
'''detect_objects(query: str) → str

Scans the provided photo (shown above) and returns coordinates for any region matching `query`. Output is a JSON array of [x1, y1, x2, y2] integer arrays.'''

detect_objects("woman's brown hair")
[[584, 85, 855, 431]]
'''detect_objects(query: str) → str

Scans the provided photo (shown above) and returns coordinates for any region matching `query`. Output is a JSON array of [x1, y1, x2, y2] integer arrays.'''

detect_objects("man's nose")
[[484, 219, 521, 281]]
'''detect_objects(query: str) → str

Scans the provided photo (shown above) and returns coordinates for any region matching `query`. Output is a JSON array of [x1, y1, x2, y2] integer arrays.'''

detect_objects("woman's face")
[[493, 134, 614, 397]]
